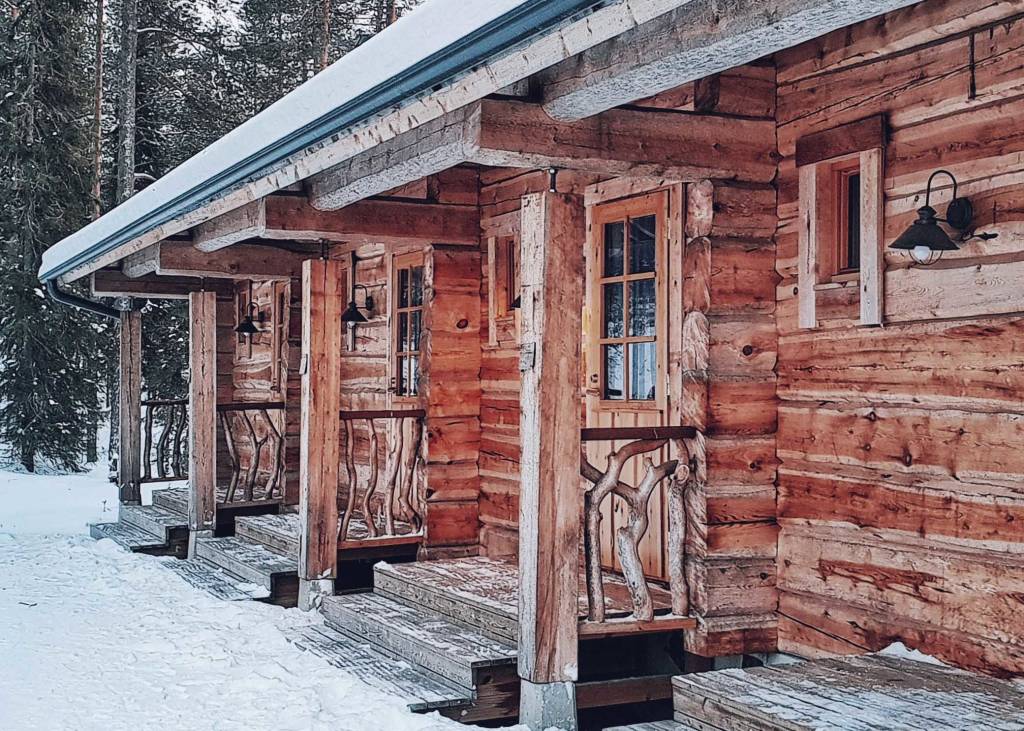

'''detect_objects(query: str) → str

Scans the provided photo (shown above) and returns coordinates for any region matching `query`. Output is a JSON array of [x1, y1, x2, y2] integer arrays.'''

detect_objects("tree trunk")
[[115, 0, 137, 204], [319, 0, 331, 71], [92, 0, 104, 218]]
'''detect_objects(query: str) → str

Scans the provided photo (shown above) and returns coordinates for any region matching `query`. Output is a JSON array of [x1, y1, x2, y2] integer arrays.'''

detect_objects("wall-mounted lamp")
[[234, 280, 264, 338], [340, 284, 374, 323], [890, 169, 997, 265]]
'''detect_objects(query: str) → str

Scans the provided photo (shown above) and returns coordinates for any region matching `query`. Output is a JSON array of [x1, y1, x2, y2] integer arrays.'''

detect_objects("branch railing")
[[141, 398, 189, 483], [218, 402, 286, 504], [580, 425, 700, 625], [338, 409, 427, 543]]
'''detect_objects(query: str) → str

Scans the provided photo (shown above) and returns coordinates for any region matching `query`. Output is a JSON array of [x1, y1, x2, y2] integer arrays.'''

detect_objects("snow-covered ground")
[[0, 467, 508, 731]]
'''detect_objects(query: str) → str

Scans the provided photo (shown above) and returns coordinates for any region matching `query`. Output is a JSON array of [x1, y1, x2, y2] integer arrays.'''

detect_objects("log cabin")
[[41, 0, 1024, 728]]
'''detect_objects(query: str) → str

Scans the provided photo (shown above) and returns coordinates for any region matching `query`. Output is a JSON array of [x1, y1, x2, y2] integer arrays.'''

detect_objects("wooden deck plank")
[[193, 536, 297, 590], [606, 722, 700, 731], [89, 521, 166, 551], [118, 504, 187, 541], [151, 485, 281, 514], [671, 655, 1024, 731], [235, 512, 420, 558], [320, 592, 516, 690], [289, 624, 472, 713], [160, 557, 270, 601]]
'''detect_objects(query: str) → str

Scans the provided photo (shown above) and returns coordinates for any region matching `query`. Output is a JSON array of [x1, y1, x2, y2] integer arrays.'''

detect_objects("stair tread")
[[605, 723, 698, 731], [160, 557, 271, 601], [119, 504, 187, 535], [237, 512, 420, 551], [195, 535, 297, 588], [322, 592, 516, 670], [151, 486, 188, 513], [90, 521, 166, 550], [289, 624, 472, 713]]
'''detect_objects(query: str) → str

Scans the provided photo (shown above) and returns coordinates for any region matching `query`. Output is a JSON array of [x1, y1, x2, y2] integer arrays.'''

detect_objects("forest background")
[[0, 0, 420, 472]]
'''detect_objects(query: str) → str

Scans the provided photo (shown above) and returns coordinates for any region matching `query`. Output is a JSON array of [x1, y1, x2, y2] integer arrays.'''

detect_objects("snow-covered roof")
[[40, 0, 579, 282]]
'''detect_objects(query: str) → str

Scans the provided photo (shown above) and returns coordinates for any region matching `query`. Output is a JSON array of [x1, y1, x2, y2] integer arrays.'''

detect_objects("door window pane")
[[397, 356, 408, 396], [409, 311, 422, 351], [603, 222, 625, 277], [408, 355, 420, 396], [629, 342, 656, 401], [629, 215, 657, 274], [398, 312, 409, 352], [603, 283, 623, 338], [603, 344, 624, 400], [628, 279, 656, 337], [410, 266, 424, 306], [398, 269, 410, 308]]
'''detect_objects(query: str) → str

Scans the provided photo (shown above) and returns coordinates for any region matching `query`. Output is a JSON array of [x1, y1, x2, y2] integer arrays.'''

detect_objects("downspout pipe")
[[45, 278, 121, 320]]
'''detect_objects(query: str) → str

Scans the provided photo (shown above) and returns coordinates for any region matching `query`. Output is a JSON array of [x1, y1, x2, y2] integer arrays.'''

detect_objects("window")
[[591, 195, 665, 404], [833, 160, 861, 275], [392, 253, 424, 399], [487, 235, 521, 347]]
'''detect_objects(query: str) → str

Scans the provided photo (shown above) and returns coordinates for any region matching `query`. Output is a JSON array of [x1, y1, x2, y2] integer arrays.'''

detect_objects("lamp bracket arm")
[[925, 169, 958, 207]]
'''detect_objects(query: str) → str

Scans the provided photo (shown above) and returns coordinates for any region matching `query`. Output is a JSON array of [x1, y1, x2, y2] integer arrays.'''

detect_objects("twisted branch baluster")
[[221, 412, 240, 502], [381, 419, 403, 536], [339, 419, 357, 540], [360, 419, 380, 538]]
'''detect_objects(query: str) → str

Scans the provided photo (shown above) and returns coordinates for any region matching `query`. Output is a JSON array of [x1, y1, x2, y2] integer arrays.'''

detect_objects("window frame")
[[390, 251, 426, 402], [588, 191, 669, 412]]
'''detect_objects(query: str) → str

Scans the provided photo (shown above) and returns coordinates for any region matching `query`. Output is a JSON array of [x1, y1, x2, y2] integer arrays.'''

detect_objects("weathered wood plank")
[[298, 258, 343, 590], [188, 292, 217, 535], [517, 192, 584, 687], [118, 309, 142, 504]]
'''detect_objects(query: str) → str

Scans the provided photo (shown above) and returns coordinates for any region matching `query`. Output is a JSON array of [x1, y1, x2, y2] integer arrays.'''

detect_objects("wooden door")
[[584, 190, 673, 580]]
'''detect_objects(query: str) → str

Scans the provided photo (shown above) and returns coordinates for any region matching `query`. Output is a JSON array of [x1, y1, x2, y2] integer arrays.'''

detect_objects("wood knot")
[[456, 318, 469, 330], [866, 411, 878, 422], [903, 451, 913, 467], [741, 345, 755, 356]]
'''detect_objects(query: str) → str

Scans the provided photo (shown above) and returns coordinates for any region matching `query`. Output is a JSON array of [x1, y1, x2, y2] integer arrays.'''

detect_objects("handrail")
[[339, 408, 425, 420], [581, 425, 696, 442], [142, 398, 189, 407], [217, 401, 286, 412]]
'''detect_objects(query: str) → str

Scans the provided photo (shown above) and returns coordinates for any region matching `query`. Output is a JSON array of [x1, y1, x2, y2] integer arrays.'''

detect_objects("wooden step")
[[234, 513, 298, 556], [605, 722, 699, 731], [193, 536, 297, 592], [289, 624, 472, 714], [90, 521, 166, 552], [671, 654, 1024, 731], [151, 486, 189, 515], [373, 558, 519, 644], [119, 504, 187, 543], [320, 592, 516, 690], [160, 557, 271, 601]]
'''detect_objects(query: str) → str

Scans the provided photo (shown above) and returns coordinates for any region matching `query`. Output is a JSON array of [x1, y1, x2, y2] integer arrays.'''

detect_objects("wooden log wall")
[[774, 0, 1024, 676], [476, 66, 780, 658]]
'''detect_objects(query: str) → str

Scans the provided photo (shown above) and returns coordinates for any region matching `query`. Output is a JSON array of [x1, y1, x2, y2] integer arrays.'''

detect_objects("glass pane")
[[603, 221, 625, 277], [410, 311, 422, 352], [628, 278, 656, 337], [603, 344, 624, 400], [398, 269, 409, 308], [629, 342, 656, 401], [602, 283, 623, 339], [410, 266, 424, 306], [409, 355, 420, 396], [629, 214, 657, 274], [397, 356, 407, 396], [398, 312, 409, 352], [846, 172, 861, 271]]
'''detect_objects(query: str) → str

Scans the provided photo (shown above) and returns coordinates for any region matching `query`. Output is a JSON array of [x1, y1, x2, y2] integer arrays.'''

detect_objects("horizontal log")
[[217, 401, 286, 412], [795, 113, 888, 167], [309, 99, 776, 210], [91, 269, 232, 299], [129, 240, 310, 280], [539, 0, 919, 121], [580, 426, 697, 442], [339, 408, 426, 420], [193, 195, 480, 252]]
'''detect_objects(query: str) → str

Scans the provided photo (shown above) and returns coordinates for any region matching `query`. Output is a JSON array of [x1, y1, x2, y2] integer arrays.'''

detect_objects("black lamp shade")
[[234, 316, 260, 336], [340, 300, 368, 323], [889, 205, 961, 253]]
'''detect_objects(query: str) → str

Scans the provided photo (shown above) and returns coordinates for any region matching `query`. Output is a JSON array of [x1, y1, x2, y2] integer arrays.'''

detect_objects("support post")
[[517, 192, 584, 731], [188, 291, 218, 554], [118, 308, 142, 504], [298, 258, 343, 610]]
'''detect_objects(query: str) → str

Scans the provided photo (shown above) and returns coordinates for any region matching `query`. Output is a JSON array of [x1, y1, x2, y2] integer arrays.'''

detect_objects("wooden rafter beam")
[[91, 269, 232, 299], [124, 240, 310, 281], [538, 0, 920, 121], [192, 195, 479, 252], [309, 98, 776, 210]]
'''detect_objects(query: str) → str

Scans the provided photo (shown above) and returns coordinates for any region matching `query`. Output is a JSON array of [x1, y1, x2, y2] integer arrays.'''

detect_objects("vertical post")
[[517, 192, 584, 731], [298, 258, 343, 610], [188, 291, 218, 555], [118, 308, 142, 505]]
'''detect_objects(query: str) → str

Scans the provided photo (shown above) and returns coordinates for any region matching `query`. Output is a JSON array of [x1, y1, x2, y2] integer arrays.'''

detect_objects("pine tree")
[[0, 0, 112, 471]]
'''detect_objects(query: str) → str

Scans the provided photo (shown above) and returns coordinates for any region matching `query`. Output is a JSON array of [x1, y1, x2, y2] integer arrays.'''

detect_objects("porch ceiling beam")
[[192, 195, 479, 253], [91, 270, 232, 300], [308, 98, 776, 210], [538, 0, 921, 121], [126, 240, 309, 281]]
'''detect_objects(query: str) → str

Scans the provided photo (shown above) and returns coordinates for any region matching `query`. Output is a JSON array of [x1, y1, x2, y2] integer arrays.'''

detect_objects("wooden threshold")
[[579, 615, 698, 639]]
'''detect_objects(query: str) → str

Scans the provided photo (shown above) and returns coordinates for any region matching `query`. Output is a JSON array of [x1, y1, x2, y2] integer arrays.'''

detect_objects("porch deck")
[[609, 654, 1024, 731]]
